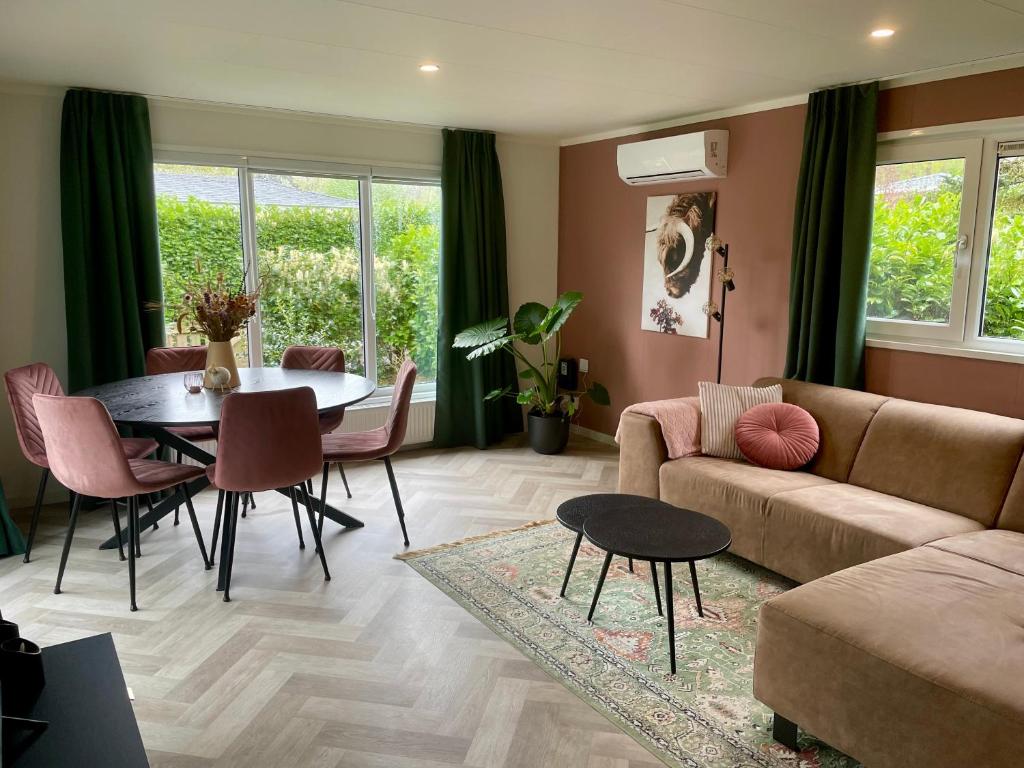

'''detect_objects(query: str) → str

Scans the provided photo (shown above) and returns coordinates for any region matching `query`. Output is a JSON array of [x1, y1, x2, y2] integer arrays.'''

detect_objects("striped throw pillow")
[[698, 382, 783, 459]]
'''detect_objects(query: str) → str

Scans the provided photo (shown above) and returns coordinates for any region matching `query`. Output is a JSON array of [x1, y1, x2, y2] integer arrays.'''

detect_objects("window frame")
[[153, 149, 441, 400], [867, 119, 1024, 363]]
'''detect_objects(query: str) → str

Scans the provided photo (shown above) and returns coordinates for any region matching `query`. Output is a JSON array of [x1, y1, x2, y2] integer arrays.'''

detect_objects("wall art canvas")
[[640, 192, 717, 337]]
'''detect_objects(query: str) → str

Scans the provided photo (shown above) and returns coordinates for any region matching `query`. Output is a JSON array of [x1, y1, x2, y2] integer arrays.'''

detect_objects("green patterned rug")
[[401, 520, 859, 768]]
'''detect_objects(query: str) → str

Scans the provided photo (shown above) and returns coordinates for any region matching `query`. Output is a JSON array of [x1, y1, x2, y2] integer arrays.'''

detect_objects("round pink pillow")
[[734, 402, 819, 470]]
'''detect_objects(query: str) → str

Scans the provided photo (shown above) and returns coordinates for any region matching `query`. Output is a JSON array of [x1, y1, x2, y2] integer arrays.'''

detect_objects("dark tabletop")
[[76, 367, 376, 427], [4, 633, 149, 767], [572, 493, 732, 562]]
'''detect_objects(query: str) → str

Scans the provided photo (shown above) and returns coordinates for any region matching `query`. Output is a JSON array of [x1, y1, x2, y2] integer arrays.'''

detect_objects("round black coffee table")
[[578, 494, 732, 674]]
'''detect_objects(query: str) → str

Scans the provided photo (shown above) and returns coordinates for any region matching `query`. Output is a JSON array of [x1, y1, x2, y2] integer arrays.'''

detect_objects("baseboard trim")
[[570, 424, 617, 447]]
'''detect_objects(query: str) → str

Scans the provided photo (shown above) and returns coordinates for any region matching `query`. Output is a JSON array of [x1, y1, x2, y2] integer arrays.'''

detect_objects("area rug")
[[400, 520, 859, 768]]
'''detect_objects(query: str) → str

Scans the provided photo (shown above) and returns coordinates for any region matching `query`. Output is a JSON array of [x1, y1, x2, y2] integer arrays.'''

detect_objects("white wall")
[[0, 82, 560, 506]]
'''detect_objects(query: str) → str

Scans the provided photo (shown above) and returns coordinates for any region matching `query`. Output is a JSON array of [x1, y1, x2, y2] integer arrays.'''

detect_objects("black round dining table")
[[77, 367, 376, 567]]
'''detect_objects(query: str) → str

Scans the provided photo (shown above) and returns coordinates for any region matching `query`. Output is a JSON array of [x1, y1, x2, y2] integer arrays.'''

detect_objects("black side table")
[[580, 495, 732, 674], [555, 495, 654, 607]]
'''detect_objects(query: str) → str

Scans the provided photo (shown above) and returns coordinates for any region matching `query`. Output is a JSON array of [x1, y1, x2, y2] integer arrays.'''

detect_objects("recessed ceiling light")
[[870, 28, 895, 38], [418, 63, 440, 73]]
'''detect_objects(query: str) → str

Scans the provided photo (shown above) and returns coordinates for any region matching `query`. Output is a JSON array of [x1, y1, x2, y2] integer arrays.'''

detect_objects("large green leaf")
[[484, 385, 513, 401], [513, 302, 548, 344], [452, 317, 509, 348], [586, 381, 610, 406], [466, 335, 514, 359], [539, 291, 583, 335], [516, 387, 538, 406]]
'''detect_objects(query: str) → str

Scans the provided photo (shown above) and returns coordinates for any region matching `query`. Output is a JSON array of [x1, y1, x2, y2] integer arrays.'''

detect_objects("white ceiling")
[[2, 0, 1024, 140]]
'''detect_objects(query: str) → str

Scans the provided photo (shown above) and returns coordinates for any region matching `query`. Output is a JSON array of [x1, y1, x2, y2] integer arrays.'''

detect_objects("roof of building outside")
[[154, 171, 358, 209]]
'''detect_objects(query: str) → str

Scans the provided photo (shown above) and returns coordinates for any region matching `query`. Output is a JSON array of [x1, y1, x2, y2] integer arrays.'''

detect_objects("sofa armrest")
[[616, 412, 669, 498]]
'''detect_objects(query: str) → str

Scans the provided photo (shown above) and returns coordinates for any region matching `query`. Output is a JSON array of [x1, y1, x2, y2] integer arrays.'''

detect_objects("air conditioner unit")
[[616, 130, 728, 185]]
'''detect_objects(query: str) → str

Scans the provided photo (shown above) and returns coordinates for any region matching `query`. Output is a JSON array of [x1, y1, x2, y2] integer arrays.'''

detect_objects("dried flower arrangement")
[[172, 268, 259, 342]]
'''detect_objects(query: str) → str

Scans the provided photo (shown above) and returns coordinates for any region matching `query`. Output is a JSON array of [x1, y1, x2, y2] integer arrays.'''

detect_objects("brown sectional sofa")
[[617, 377, 1024, 768]]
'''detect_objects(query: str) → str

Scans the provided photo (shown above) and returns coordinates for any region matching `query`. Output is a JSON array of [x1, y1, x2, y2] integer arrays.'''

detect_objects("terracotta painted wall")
[[558, 106, 807, 435], [559, 66, 1024, 435]]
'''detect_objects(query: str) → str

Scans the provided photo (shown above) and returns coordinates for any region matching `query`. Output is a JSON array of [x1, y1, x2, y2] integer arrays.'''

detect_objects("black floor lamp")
[[701, 234, 736, 384]]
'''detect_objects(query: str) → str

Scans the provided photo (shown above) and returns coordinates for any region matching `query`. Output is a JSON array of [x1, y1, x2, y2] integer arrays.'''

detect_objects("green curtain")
[[0, 480, 26, 558], [60, 89, 165, 392], [784, 82, 878, 389], [434, 129, 522, 448]]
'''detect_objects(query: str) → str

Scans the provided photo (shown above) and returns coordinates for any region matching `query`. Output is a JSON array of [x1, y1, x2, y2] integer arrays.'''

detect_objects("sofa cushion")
[[698, 381, 782, 459], [735, 402, 819, 470], [754, 377, 888, 483], [754, 532, 1024, 768], [926, 529, 1024, 576], [763, 483, 984, 583], [658, 456, 833, 563], [994, 460, 1024, 534], [848, 399, 1024, 527]]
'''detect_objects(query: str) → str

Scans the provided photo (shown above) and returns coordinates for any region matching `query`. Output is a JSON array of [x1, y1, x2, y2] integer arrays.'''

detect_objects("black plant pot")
[[528, 412, 570, 455]]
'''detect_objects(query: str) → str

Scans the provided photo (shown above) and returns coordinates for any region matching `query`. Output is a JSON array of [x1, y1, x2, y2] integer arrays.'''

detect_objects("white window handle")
[[957, 234, 969, 250]]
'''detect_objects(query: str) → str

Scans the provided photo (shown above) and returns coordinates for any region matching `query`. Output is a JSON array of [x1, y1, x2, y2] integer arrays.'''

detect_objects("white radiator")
[[338, 398, 435, 447]]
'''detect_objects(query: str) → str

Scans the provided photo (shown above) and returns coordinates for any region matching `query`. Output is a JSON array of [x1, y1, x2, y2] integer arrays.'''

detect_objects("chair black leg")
[[241, 492, 249, 519], [248, 492, 255, 509], [300, 484, 331, 582], [54, 492, 82, 594], [587, 551, 614, 622], [318, 462, 330, 543], [383, 456, 409, 547], [22, 468, 49, 563], [650, 560, 663, 616], [145, 495, 157, 531], [772, 713, 799, 751], [210, 490, 225, 566], [223, 492, 240, 602], [628, 557, 634, 572], [109, 498, 126, 561], [559, 532, 583, 597], [288, 486, 305, 550], [337, 463, 351, 499], [689, 560, 704, 618], [173, 449, 182, 525], [133, 495, 142, 559], [128, 496, 138, 612], [180, 484, 211, 570]]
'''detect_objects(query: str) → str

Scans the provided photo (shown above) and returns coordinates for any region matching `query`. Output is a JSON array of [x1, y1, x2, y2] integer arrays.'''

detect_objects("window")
[[153, 163, 250, 367], [867, 131, 1024, 360], [153, 155, 441, 393]]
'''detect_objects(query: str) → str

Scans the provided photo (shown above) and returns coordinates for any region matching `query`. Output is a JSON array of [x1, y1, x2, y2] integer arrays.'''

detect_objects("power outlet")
[[579, 358, 589, 373]]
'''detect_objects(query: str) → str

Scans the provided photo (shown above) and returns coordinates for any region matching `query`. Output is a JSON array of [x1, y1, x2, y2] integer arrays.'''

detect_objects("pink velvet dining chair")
[[205, 386, 329, 602], [281, 345, 352, 501], [145, 346, 221, 524], [32, 394, 211, 612], [4, 362, 159, 563], [318, 359, 416, 547]]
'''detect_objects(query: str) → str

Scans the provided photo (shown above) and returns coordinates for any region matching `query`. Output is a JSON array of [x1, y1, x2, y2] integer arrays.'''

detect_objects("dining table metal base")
[[97, 425, 365, 551]]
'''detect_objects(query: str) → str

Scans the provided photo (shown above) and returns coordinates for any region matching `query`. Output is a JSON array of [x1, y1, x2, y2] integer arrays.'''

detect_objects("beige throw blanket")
[[615, 396, 702, 459]]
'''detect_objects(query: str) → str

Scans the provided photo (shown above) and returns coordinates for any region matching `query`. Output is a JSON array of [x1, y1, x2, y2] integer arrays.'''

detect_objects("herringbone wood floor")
[[1, 436, 664, 768]]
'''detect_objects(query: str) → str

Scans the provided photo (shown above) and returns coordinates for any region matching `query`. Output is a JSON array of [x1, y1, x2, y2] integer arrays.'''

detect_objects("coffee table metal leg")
[[664, 561, 676, 674], [560, 532, 583, 597], [587, 552, 614, 622], [649, 560, 663, 616], [689, 560, 704, 617]]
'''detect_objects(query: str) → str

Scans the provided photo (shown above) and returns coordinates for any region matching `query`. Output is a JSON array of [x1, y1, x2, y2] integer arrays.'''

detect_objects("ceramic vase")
[[204, 340, 241, 389]]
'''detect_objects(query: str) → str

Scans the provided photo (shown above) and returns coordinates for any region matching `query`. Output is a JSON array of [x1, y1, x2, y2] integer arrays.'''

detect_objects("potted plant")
[[453, 291, 609, 454]]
